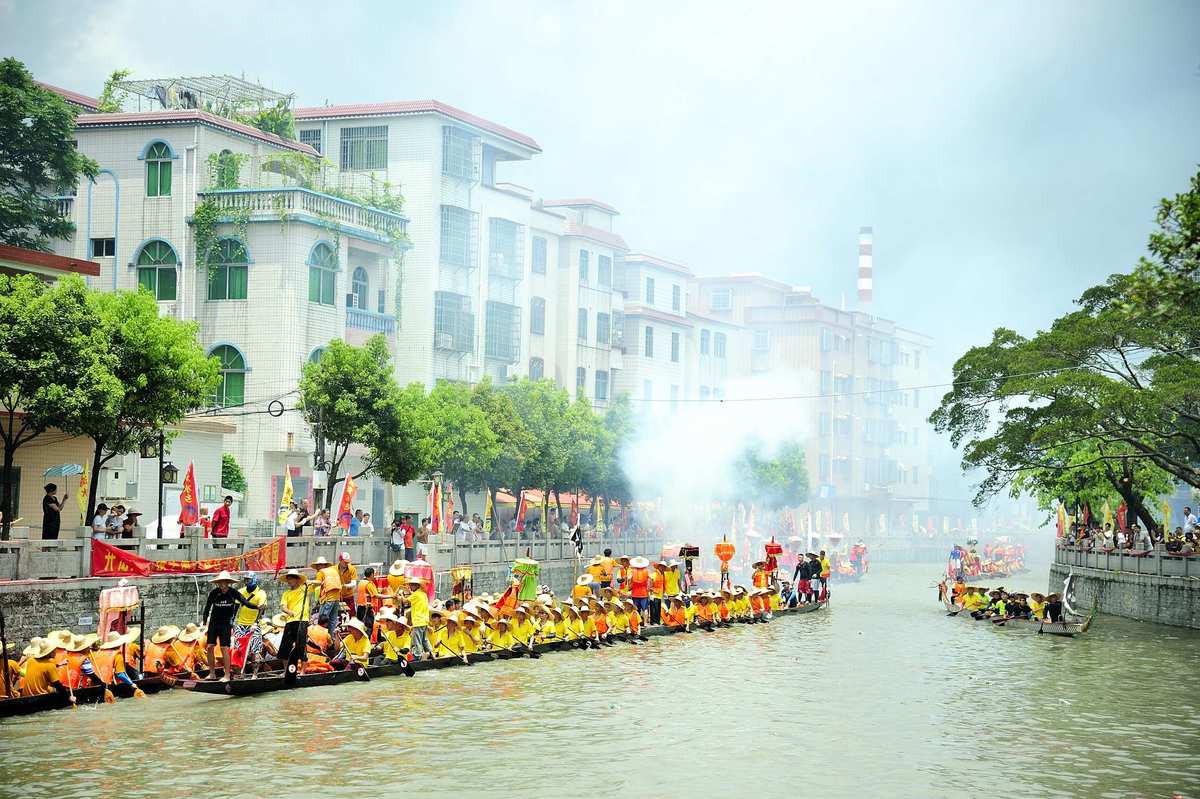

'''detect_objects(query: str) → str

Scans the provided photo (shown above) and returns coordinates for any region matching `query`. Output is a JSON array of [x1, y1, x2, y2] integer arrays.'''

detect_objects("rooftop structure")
[[116, 74, 293, 114]]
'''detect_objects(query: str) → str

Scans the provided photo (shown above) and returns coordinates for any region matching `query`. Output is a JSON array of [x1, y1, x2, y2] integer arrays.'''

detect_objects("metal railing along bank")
[[1054, 543, 1199, 579], [0, 531, 667, 582]]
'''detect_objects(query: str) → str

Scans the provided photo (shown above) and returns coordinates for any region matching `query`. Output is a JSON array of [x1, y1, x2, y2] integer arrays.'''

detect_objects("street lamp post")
[[141, 432, 178, 537]]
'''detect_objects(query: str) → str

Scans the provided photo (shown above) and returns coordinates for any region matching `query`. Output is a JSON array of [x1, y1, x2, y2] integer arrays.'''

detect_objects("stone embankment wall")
[[1049, 547, 1200, 629]]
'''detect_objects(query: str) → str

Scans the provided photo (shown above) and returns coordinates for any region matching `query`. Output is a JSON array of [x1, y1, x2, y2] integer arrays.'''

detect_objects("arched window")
[[207, 239, 248, 301], [214, 149, 239, 189], [210, 345, 247, 407], [136, 240, 178, 301], [144, 141, 173, 197], [307, 242, 337, 306], [308, 346, 326, 365], [350, 267, 369, 309], [529, 357, 544, 380]]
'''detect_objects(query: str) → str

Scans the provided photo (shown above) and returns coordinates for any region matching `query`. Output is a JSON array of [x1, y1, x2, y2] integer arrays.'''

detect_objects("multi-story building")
[[618, 253, 692, 406], [694, 272, 933, 534]]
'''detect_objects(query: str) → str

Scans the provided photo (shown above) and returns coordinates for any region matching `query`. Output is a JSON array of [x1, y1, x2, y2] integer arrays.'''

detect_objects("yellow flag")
[[1162, 499, 1171, 532], [1102, 500, 1113, 528], [77, 463, 89, 525], [483, 490, 493, 535], [277, 470, 294, 525]]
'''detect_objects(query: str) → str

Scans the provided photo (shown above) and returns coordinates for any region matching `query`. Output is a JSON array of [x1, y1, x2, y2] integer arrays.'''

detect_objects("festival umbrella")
[[43, 463, 84, 476]]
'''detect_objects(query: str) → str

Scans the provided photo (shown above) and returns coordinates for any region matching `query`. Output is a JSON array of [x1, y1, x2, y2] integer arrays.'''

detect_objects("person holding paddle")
[[232, 571, 268, 678], [276, 569, 313, 677], [200, 571, 261, 682]]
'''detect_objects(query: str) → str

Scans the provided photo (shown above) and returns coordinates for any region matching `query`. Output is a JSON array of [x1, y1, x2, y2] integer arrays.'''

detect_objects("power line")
[[628, 344, 1200, 404]]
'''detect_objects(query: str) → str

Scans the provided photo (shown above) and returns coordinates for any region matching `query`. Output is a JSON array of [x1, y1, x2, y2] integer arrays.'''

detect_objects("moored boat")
[[0, 676, 168, 719]]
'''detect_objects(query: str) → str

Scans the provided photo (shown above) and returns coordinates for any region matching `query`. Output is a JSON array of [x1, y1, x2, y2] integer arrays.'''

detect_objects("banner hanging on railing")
[[91, 536, 286, 577]]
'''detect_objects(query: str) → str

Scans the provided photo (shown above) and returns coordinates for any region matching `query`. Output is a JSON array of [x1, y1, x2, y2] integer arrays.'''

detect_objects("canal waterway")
[[1, 563, 1197, 799]]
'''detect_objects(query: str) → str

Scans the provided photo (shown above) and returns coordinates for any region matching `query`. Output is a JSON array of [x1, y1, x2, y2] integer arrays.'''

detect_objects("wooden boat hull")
[[0, 676, 168, 719], [172, 601, 827, 698], [941, 597, 1094, 637]]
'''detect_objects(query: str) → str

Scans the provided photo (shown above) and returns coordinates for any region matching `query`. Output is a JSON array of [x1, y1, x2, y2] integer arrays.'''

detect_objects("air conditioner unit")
[[100, 468, 130, 499], [435, 332, 454, 350]]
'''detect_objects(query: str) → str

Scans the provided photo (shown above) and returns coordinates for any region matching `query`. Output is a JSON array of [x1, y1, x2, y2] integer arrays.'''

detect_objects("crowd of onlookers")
[[1067, 506, 1199, 554]]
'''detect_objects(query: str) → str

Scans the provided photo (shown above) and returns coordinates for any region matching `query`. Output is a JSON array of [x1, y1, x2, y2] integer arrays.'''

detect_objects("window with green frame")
[[211, 345, 246, 407], [207, 239, 248, 300], [307, 243, 337, 305], [136, 240, 178, 300], [145, 141, 172, 197]]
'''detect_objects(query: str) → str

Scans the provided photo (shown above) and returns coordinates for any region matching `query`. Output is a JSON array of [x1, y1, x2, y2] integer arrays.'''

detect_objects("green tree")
[[1125, 167, 1200, 315], [241, 101, 296, 140], [556, 395, 603, 511], [422, 380, 499, 513], [0, 58, 99, 249], [68, 289, 219, 522], [0, 275, 115, 538], [96, 68, 131, 113], [300, 336, 426, 509], [221, 453, 247, 494], [469, 378, 531, 527], [596, 394, 635, 506], [503, 378, 570, 500], [735, 438, 810, 510]]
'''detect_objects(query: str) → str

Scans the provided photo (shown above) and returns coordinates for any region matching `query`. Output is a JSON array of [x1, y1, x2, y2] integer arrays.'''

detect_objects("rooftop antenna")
[[858, 226, 874, 308]]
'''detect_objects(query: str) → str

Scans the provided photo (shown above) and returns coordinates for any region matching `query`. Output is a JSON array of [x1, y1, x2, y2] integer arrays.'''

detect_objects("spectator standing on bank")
[[361, 512, 375, 535], [211, 495, 233, 538], [417, 516, 431, 558], [295, 500, 315, 536], [349, 509, 362, 537], [401, 515, 416, 560], [284, 503, 301, 537], [1182, 507, 1197, 536], [42, 483, 67, 540], [91, 503, 110, 538], [314, 509, 331, 537]]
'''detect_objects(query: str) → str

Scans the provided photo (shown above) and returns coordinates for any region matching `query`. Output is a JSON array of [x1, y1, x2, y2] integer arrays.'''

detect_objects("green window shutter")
[[159, 161, 172, 196], [146, 163, 158, 197], [158, 266, 177, 300], [224, 371, 245, 406], [321, 271, 335, 305], [308, 266, 321, 303], [137, 267, 156, 294], [229, 266, 248, 300], [208, 265, 226, 300]]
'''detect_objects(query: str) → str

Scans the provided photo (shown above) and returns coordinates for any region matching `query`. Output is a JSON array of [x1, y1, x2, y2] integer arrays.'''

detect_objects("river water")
[[1, 563, 1198, 799]]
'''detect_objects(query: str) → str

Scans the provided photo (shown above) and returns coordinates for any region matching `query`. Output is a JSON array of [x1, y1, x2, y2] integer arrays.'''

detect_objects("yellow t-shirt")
[[572, 584, 592, 601], [512, 619, 536, 647], [407, 589, 430, 627], [340, 633, 371, 665], [488, 627, 515, 649], [582, 617, 597, 638], [235, 586, 267, 625], [281, 586, 313, 621], [381, 629, 410, 661], [664, 569, 681, 596], [21, 656, 59, 696], [684, 604, 696, 624]]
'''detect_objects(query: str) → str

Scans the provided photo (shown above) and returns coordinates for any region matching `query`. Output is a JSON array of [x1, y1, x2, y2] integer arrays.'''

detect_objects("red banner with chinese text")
[[91, 537, 286, 577]]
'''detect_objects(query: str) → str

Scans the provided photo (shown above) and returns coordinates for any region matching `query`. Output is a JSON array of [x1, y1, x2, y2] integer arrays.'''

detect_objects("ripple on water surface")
[[1, 565, 1198, 799]]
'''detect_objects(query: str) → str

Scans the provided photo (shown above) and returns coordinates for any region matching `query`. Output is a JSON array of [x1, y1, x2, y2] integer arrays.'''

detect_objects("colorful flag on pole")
[[430, 481, 442, 533], [277, 469, 294, 525], [1162, 498, 1171, 533], [77, 461, 89, 526], [1056, 504, 1067, 538], [178, 463, 199, 526], [483, 489, 493, 536], [446, 482, 455, 524], [515, 491, 526, 533], [1116, 501, 1128, 531], [338, 474, 358, 531], [1102, 500, 1113, 529], [570, 495, 579, 527], [596, 497, 607, 534]]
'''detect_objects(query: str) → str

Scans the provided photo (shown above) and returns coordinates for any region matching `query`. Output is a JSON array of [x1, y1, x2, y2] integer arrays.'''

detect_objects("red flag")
[[337, 474, 358, 531], [92, 536, 285, 576], [515, 491, 527, 532], [430, 481, 442, 533], [570, 495, 579, 527], [492, 582, 517, 616], [177, 463, 199, 526], [1116, 501, 1128, 531]]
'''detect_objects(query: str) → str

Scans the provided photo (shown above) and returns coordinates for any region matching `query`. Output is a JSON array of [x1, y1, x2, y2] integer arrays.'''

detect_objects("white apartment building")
[[618, 253, 692, 406]]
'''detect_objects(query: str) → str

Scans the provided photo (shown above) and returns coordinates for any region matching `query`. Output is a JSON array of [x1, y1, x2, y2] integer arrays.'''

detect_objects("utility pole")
[[312, 407, 327, 510]]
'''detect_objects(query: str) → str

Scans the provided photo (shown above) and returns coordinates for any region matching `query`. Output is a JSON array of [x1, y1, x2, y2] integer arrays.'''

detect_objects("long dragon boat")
[[938, 576, 1095, 637], [172, 600, 826, 698], [0, 675, 169, 719]]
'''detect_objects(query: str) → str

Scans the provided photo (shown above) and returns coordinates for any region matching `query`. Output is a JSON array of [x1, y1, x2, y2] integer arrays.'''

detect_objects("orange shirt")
[[628, 611, 640, 635], [21, 656, 60, 696], [356, 579, 380, 610], [665, 607, 686, 626]]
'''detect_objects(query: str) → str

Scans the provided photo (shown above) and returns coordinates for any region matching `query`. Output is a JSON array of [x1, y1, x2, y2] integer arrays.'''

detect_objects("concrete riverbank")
[[1049, 545, 1200, 629]]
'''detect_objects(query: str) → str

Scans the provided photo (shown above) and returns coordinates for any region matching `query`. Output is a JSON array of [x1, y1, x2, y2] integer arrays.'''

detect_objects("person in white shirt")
[[361, 513, 375, 534], [284, 503, 300, 537], [1182, 507, 1197, 535], [91, 503, 110, 538]]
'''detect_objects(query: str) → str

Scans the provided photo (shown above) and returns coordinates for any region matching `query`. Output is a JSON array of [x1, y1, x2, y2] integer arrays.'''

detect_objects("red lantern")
[[764, 537, 783, 572], [714, 537, 736, 564]]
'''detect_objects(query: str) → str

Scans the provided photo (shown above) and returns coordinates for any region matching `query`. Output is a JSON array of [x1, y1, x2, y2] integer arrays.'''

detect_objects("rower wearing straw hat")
[[331, 618, 371, 670], [311, 556, 343, 641], [402, 575, 431, 660], [19, 637, 60, 696], [276, 568, 313, 676], [200, 570, 261, 682]]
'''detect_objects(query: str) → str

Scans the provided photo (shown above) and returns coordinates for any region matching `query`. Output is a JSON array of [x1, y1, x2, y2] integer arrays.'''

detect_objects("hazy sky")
[[4, 0, 1199, 376]]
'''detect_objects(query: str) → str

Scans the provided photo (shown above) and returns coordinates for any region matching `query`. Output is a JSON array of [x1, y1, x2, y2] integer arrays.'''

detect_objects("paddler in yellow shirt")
[[1028, 592, 1047, 621], [433, 614, 470, 664], [511, 605, 537, 652], [573, 574, 594, 602], [487, 617, 516, 651], [376, 609, 412, 662], [332, 618, 371, 670], [277, 568, 313, 674]]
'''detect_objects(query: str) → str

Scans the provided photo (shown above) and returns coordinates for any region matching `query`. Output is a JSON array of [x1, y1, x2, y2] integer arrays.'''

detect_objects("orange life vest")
[[169, 641, 195, 673], [628, 611, 640, 635], [752, 570, 769, 589], [143, 642, 169, 674], [719, 602, 730, 620], [307, 624, 332, 655], [91, 649, 122, 684], [665, 608, 685, 626], [594, 614, 609, 635], [56, 651, 87, 689]]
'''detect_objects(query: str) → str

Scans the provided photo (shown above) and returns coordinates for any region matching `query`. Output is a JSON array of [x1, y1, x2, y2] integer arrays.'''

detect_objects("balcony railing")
[[347, 306, 397, 334], [46, 195, 74, 220], [198, 187, 408, 242], [1054, 542, 1198, 578]]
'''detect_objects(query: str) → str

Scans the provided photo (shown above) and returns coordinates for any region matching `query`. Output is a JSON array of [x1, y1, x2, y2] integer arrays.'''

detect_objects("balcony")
[[347, 307, 396, 334], [46, 195, 74, 220], [198, 187, 409, 244]]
